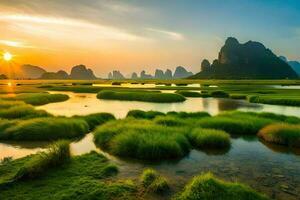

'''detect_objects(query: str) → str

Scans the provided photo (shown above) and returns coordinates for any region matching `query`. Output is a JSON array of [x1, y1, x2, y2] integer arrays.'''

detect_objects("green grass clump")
[[188, 128, 230, 149], [154, 116, 187, 127], [140, 169, 169, 194], [0, 104, 51, 119], [75, 113, 116, 130], [166, 111, 210, 119], [175, 90, 202, 97], [258, 124, 300, 147], [175, 173, 270, 200], [2, 93, 69, 105], [210, 90, 229, 98], [197, 116, 273, 135], [93, 119, 190, 160], [97, 90, 186, 103], [127, 110, 165, 119], [0, 117, 89, 141], [0, 151, 137, 200], [13, 140, 71, 180], [0, 100, 25, 109], [248, 95, 300, 106]]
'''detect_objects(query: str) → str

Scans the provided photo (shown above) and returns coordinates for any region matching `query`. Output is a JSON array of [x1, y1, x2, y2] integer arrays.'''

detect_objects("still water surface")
[[1, 91, 300, 199]]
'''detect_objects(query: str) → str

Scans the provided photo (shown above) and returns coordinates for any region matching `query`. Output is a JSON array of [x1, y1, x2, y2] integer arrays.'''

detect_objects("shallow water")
[[37, 91, 300, 118], [1, 133, 299, 199], [2, 91, 300, 199]]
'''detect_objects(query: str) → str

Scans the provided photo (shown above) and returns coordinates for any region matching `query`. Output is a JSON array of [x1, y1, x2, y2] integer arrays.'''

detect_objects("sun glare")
[[3, 52, 13, 61]]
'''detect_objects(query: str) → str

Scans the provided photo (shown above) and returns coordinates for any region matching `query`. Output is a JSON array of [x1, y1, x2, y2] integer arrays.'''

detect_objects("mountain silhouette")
[[190, 37, 298, 79]]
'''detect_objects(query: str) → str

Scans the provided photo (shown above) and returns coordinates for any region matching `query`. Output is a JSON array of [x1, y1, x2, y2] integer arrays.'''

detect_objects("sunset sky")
[[0, 0, 299, 77]]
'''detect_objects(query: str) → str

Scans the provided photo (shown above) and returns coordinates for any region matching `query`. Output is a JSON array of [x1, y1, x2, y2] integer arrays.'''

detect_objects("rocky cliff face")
[[69, 65, 97, 79], [191, 37, 298, 79], [173, 66, 193, 79]]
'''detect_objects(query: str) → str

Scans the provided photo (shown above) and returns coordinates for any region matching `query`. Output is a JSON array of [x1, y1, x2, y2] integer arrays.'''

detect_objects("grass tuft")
[[140, 168, 169, 194], [2, 93, 69, 105], [175, 173, 270, 200], [258, 124, 300, 147], [75, 113, 116, 130], [175, 90, 202, 97], [127, 110, 165, 119]]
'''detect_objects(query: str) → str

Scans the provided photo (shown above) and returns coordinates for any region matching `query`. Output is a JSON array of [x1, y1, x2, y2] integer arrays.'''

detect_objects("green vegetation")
[[127, 110, 165, 119], [166, 111, 210, 119], [249, 95, 300, 106], [0, 117, 89, 141], [229, 94, 247, 99], [154, 116, 187, 127], [93, 119, 190, 160], [258, 124, 300, 147], [74, 112, 116, 130], [13, 140, 71, 180], [97, 90, 186, 103], [175, 173, 270, 200], [188, 128, 230, 149], [0, 151, 136, 200], [140, 169, 169, 194], [0, 104, 51, 119], [210, 90, 229, 98], [1, 93, 69, 105], [175, 90, 202, 97]]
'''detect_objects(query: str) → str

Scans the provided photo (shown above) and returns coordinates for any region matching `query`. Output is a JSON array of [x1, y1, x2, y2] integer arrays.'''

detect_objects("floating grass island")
[[97, 90, 186, 103]]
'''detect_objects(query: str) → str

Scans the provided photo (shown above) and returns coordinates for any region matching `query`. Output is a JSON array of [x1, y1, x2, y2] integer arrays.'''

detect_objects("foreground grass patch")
[[74, 113, 116, 130], [94, 119, 190, 160], [188, 128, 230, 150], [14, 140, 70, 180], [0, 117, 89, 141], [140, 169, 169, 194], [258, 124, 300, 147], [0, 104, 51, 119], [175, 173, 270, 200], [127, 110, 165, 119], [1, 93, 69, 105], [97, 90, 186, 103], [0, 151, 136, 200]]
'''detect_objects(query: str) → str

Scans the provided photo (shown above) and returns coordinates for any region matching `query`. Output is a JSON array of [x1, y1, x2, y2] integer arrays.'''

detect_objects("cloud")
[[146, 28, 185, 40], [0, 14, 144, 42], [0, 39, 35, 48]]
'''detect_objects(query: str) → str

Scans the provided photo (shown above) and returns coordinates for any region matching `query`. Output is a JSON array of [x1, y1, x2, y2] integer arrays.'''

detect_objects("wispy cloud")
[[0, 39, 35, 48], [0, 14, 144, 42], [146, 28, 185, 40]]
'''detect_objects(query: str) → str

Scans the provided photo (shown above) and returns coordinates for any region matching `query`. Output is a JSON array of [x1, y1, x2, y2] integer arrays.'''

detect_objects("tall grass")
[[13, 140, 70, 180], [175, 173, 270, 200], [166, 111, 210, 119], [2, 93, 69, 105], [126, 110, 165, 119], [0, 104, 51, 119], [188, 128, 230, 149], [93, 119, 190, 160], [75, 113, 116, 130], [210, 90, 229, 98], [97, 90, 186, 103], [258, 124, 300, 147], [1, 117, 89, 141], [140, 169, 169, 194]]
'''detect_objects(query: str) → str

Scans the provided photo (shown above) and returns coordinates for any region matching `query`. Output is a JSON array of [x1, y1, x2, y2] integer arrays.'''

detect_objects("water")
[[2, 91, 300, 199], [37, 91, 300, 118], [1, 133, 299, 199]]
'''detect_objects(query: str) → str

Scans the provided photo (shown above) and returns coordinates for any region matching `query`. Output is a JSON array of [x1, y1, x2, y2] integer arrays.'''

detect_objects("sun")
[[3, 52, 13, 61]]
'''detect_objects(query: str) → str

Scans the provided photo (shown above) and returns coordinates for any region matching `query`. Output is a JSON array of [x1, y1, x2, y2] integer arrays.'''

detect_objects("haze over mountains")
[[107, 66, 193, 80], [191, 37, 298, 79]]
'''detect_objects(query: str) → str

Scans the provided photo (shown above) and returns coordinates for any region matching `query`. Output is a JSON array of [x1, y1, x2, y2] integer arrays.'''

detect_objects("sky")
[[0, 0, 299, 77]]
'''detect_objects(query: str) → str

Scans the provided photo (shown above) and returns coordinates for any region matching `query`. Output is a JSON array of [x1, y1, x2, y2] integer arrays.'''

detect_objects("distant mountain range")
[[190, 37, 298, 79], [279, 56, 300, 76], [0, 64, 46, 79], [107, 66, 193, 80]]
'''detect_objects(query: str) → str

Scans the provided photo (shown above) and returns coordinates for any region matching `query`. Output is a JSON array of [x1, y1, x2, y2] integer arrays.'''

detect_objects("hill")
[[190, 37, 298, 79]]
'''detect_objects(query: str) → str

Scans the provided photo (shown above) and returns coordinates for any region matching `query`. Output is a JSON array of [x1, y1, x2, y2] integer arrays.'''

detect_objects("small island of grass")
[[97, 90, 186, 103]]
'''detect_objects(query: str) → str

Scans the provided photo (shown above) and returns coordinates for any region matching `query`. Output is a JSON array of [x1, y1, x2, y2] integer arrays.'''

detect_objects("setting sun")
[[3, 52, 12, 61]]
